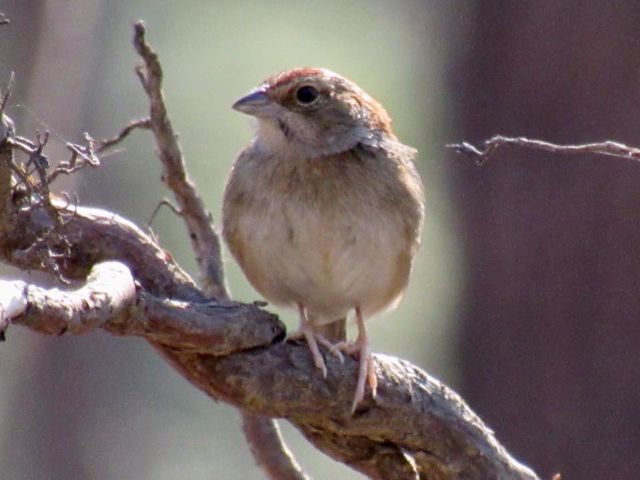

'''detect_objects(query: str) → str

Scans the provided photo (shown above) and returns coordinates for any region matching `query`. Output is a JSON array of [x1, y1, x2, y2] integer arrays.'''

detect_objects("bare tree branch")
[[447, 135, 640, 165], [2, 261, 136, 335], [146, 197, 182, 229], [205, 348, 540, 480], [94, 117, 151, 153], [1, 260, 282, 353], [0, 25, 548, 480], [0, 261, 539, 480], [0, 114, 542, 480], [132, 22, 227, 300], [0, 280, 25, 339], [242, 413, 311, 480], [130, 22, 306, 480]]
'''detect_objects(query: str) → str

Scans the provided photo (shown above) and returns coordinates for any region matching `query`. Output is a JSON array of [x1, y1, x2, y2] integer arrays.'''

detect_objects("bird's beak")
[[232, 88, 274, 116]]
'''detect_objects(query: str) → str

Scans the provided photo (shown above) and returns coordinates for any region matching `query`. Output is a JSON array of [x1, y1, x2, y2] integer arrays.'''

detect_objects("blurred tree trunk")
[[449, 3, 640, 480]]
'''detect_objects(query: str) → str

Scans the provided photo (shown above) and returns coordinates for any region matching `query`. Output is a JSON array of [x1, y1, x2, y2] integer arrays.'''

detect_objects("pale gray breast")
[[222, 143, 424, 320]]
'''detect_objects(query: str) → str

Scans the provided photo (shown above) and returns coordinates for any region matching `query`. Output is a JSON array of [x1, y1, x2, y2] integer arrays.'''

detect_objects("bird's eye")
[[295, 85, 319, 105]]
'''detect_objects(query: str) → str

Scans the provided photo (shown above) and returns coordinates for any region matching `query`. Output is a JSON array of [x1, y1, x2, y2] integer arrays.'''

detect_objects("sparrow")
[[222, 68, 424, 412]]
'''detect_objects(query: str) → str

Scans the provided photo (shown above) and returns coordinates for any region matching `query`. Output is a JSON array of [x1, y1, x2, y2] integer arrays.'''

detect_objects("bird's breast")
[[223, 149, 422, 321]]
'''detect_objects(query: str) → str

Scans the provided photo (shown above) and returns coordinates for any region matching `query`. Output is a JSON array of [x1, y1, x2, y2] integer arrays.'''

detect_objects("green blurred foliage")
[[0, 1, 462, 478]]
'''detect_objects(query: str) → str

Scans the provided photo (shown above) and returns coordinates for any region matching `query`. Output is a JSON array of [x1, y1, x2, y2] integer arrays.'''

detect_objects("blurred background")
[[1, 1, 640, 479]]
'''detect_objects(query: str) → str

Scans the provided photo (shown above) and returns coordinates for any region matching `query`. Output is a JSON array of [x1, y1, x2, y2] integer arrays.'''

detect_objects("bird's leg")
[[329, 307, 377, 412], [289, 304, 327, 377], [351, 306, 377, 412]]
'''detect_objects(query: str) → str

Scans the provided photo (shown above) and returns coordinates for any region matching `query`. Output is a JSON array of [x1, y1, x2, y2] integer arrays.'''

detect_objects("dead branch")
[[0, 106, 541, 480], [242, 413, 311, 480], [133, 22, 226, 300], [93, 117, 151, 153], [0, 24, 546, 480], [1, 260, 136, 336], [0, 251, 539, 479], [447, 134, 640, 165], [1, 261, 282, 353], [132, 21, 304, 479]]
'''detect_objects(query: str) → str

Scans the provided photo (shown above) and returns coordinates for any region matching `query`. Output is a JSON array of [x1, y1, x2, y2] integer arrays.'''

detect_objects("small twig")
[[147, 198, 182, 229], [49, 132, 102, 183], [6, 155, 31, 189], [13, 225, 74, 284], [5, 134, 49, 193], [47, 118, 151, 184], [6, 134, 36, 152], [6, 133, 49, 190], [28, 131, 51, 191], [94, 117, 151, 153], [447, 135, 640, 166], [67, 133, 100, 167], [132, 27, 161, 95], [3, 109, 148, 189]]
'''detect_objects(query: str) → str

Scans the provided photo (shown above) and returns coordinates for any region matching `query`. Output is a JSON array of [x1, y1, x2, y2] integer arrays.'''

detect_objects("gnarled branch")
[[0, 25, 545, 480], [131, 21, 306, 479]]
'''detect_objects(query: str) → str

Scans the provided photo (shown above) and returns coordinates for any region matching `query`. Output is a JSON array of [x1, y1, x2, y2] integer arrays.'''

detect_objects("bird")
[[222, 68, 424, 412]]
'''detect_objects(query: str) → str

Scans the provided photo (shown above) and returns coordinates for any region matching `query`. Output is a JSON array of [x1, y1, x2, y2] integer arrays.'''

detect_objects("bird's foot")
[[289, 323, 342, 377], [331, 336, 377, 413]]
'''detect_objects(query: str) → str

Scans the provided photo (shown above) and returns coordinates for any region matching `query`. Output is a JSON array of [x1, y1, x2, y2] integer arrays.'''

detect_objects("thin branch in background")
[[94, 117, 151, 153], [132, 21, 228, 300], [447, 135, 640, 165], [146, 198, 182, 229], [242, 413, 311, 480]]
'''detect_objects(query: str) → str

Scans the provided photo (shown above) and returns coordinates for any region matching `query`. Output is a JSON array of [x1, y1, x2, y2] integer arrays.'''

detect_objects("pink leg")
[[350, 307, 377, 413], [290, 304, 327, 377]]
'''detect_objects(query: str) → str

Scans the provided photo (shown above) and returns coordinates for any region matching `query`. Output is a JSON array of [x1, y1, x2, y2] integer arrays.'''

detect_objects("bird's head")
[[233, 68, 396, 158]]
